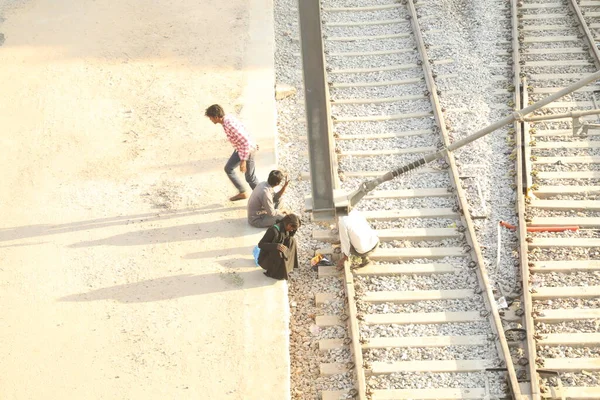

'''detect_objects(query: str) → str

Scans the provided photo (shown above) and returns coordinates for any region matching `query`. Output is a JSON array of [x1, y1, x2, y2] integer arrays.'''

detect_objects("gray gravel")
[[273, 0, 600, 396]]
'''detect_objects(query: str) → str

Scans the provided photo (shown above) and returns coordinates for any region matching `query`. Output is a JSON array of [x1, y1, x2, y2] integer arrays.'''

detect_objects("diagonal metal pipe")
[[344, 69, 600, 210]]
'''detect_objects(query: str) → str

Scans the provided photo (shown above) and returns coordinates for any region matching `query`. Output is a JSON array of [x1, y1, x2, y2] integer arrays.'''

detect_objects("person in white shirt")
[[336, 210, 380, 270]]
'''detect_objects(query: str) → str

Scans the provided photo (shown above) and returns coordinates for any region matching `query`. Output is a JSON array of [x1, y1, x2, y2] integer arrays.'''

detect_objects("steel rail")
[[513, 0, 540, 397], [567, 0, 600, 68], [342, 263, 367, 400], [521, 77, 539, 400], [405, 0, 523, 397]]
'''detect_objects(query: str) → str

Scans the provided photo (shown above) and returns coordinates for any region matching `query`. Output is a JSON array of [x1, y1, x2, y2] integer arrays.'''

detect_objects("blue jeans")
[[224, 150, 258, 193]]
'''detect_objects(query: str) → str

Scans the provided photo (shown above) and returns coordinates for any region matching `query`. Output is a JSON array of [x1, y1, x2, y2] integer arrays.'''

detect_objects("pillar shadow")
[[182, 246, 252, 259], [58, 269, 274, 303], [68, 217, 252, 247], [0, 204, 245, 244]]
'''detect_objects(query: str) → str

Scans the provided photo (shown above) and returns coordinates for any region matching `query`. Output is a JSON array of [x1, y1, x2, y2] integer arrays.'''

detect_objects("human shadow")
[[183, 246, 254, 260], [69, 216, 252, 248], [58, 269, 274, 304], [154, 158, 225, 175], [0, 204, 245, 244], [181, 223, 266, 260], [0, 241, 49, 248]]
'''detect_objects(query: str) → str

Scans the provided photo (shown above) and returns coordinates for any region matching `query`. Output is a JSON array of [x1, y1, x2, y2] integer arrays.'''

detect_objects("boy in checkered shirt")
[[205, 104, 259, 201]]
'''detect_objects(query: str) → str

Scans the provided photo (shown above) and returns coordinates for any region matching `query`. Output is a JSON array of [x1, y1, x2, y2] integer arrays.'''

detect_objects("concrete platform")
[[0, 0, 288, 399]]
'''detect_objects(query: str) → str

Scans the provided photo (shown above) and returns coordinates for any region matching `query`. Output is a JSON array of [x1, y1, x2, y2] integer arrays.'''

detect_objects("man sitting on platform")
[[247, 170, 290, 228]]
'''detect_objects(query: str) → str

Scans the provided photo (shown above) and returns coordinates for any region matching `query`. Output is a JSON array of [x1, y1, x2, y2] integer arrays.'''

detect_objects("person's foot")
[[229, 192, 248, 201], [335, 258, 352, 271], [354, 257, 373, 270]]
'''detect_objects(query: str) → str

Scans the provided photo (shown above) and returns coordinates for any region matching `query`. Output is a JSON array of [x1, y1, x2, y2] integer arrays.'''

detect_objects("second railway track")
[[515, 0, 600, 398]]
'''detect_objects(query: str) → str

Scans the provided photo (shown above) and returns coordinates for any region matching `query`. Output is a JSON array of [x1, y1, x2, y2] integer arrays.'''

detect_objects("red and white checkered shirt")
[[222, 114, 256, 161]]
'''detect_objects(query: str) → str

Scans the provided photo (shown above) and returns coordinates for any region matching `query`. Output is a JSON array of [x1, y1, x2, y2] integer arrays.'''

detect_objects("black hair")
[[205, 104, 225, 118], [268, 170, 284, 186], [282, 213, 301, 229]]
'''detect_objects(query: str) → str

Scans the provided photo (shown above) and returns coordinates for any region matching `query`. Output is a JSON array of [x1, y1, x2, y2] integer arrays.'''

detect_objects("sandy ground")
[[0, 0, 289, 399]]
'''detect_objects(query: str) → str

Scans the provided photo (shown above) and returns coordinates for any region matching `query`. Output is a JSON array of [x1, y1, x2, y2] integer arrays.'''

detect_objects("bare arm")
[[273, 176, 290, 203], [262, 188, 285, 218]]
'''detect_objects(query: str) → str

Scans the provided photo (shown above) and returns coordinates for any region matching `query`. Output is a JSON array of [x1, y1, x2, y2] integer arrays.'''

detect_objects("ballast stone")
[[276, 83, 297, 100]]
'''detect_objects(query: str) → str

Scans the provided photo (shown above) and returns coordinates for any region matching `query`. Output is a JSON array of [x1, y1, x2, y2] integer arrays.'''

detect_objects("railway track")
[[297, 0, 600, 398], [307, 0, 523, 398], [293, 0, 600, 397], [514, 0, 600, 398]]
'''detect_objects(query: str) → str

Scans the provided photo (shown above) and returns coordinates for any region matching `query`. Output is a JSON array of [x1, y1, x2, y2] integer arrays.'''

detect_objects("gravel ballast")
[[270, 0, 561, 397]]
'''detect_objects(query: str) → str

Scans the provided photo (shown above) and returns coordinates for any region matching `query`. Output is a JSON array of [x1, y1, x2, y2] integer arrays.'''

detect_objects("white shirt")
[[338, 210, 379, 256]]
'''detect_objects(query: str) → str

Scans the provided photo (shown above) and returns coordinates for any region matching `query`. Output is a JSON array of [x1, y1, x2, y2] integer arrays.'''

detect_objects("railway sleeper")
[[319, 335, 495, 352], [321, 387, 503, 400], [529, 260, 600, 271], [531, 285, 600, 299], [527, 198, 600, 210], [540, 385, 600, 400], [313, 227, 461, 242], [318, 263, 457, 277]]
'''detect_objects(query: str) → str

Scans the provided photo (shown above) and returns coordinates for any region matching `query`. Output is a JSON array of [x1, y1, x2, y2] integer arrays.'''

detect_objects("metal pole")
[[523, 108, 600, 122], [447, 69, 600, 152], [346, 69, 600, 209], [298, 0, 337, 220]]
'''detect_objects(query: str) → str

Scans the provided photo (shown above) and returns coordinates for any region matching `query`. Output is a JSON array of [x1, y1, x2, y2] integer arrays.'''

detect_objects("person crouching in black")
[[257, 213, 300, 280]]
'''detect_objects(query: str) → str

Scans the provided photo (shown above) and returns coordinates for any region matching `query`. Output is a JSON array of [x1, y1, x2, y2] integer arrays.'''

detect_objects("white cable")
[[495, 221, 502, 274]]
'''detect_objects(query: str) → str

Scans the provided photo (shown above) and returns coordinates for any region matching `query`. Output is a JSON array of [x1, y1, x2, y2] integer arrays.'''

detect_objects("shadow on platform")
[[59, 269, 274, 303], [0, 204, 245, 245]]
